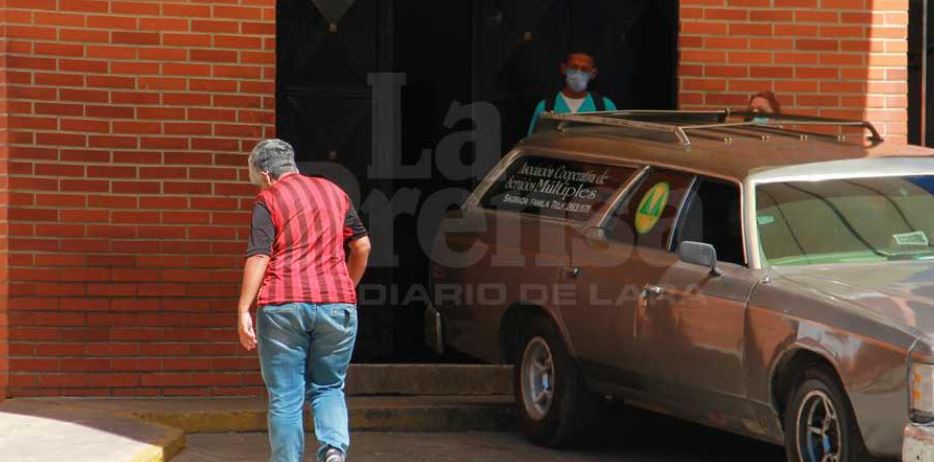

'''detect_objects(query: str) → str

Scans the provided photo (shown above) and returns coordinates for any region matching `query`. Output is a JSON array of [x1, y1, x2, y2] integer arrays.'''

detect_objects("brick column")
[[0, 0, 11, 400], [679, 0, 909, 143], [3, 0, 275, 397]]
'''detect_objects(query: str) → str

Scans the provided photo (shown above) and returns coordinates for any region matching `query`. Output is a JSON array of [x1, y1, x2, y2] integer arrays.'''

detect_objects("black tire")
[[514, 315, 598, 448], [783, 365, 873, 462]]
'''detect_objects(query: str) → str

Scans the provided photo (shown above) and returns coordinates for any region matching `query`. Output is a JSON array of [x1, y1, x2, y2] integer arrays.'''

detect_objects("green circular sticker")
[[635, 182, 670, 234]]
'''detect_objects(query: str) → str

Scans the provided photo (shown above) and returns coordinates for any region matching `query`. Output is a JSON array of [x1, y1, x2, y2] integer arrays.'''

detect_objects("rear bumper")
[[424, 302, 444, 355], [905, 423, 934, 461]]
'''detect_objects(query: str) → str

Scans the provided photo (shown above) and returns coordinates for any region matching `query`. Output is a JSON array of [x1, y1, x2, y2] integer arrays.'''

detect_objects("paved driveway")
[[173, 409, 786, 462]]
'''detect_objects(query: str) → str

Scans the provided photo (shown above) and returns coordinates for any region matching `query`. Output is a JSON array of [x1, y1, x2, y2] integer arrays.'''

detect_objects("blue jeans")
[[257, 302, 358, 462]]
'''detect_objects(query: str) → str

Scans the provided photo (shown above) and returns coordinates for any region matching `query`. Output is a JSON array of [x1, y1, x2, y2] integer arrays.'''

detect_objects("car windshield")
[[756, 175, 934, 266]]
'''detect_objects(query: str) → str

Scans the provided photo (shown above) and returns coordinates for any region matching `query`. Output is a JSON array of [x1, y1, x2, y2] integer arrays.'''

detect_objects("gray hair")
[[248, 139, 299, 185]]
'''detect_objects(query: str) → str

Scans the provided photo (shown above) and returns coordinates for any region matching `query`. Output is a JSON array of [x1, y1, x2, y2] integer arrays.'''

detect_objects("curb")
[[7, 365, 517, 461], [122, 423, 186, 462], [65, 396, 516, 434]]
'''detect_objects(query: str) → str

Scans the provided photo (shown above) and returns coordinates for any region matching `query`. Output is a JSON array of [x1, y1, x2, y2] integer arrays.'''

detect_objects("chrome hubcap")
[[520, 336, 555, 421], [796, 390, 842, 462]]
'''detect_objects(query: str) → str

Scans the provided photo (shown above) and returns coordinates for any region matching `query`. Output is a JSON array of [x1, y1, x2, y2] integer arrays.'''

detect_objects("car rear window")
[[480, 155, 635, 222]]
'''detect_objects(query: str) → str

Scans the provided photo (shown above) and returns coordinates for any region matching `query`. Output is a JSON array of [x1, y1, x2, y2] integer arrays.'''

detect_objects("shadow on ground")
[[590, 406, 785, 461], [174, 405, 787, 462]]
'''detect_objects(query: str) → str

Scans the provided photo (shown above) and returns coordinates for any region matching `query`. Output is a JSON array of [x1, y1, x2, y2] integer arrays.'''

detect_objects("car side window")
[[604, 168, 695, 250], [673, 177, 745, 265], [480, 155, 636, 222]]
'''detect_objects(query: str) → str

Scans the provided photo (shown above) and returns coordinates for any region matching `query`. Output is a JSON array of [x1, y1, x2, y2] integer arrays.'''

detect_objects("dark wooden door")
[[276, 0, 678, 361], [473, 0, 678, 149], [277, 0, 396, 360]]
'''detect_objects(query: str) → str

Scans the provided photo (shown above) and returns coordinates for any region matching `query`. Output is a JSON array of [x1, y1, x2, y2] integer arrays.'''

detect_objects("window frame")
[[671, 175, 748, 267], [598, 165, 748, 266], [597, 167, 696, 251]]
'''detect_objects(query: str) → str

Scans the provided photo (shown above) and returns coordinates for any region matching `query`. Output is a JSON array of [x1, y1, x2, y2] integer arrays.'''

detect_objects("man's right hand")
[[238, 311, 257, 351], [347, 236, 372, 287]]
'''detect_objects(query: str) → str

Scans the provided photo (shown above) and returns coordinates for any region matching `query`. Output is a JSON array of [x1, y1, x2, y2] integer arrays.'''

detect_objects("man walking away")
[[527, 51, 618, 136], [237, 139, 371, 462]]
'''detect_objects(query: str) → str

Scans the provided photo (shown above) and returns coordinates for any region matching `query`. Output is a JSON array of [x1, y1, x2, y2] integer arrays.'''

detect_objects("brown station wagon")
[[425, 110, 934, 461]]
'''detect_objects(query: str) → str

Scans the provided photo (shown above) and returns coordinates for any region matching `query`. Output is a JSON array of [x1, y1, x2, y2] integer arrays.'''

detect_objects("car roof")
[[519, 117, 934, 183]]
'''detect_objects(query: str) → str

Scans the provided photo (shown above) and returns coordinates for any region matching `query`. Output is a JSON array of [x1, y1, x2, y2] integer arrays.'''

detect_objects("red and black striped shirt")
[[248, 173, 366, 306]]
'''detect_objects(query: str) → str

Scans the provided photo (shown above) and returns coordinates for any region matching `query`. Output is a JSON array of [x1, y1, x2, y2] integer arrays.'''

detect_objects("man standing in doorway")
[[237, 139, 371, 462], [527, 52, 618, 136]]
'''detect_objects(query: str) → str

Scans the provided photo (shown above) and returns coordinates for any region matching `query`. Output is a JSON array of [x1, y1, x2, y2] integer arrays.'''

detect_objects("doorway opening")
[[276, 0, 679, 361]]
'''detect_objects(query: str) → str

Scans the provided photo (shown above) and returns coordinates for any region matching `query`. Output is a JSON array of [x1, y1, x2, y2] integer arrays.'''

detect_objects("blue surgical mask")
[[752, 116, 769, 124], [565, 70, 591, 93]]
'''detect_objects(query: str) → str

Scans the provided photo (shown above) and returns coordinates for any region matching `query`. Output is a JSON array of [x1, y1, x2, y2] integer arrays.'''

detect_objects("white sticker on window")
[[893, 231, 929, 246], [757, 215, 775, 225]]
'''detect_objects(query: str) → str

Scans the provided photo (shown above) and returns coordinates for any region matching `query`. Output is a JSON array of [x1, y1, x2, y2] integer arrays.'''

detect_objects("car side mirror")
[[677, 241, 721, 276]]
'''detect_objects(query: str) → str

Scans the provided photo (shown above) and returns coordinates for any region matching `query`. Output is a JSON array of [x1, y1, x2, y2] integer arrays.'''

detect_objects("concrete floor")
[[172, 410, 786, 462], [0, 399, 183, 462]]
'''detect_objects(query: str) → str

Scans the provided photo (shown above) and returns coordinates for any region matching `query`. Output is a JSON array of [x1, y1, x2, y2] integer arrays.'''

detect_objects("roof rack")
[[534, 109, 884, 147]]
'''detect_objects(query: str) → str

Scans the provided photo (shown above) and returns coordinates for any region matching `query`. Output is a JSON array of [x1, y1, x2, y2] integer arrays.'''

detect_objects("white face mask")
[[565, 70, 591, 93]]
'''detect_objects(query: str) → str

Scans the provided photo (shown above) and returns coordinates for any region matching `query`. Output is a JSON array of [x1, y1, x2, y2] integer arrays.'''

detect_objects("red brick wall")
[[679, 0, 909, 143], [1, 0, 275, 397], [0, 1, 917, 398]]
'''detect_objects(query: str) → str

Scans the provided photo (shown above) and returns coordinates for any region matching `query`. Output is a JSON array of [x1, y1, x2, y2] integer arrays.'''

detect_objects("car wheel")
[[515, 315, 597, 448], [783, 365, 872, 462]]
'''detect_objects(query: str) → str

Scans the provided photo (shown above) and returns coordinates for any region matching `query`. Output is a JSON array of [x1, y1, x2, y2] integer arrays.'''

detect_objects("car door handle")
[[565, 267, 581, 278], [642, 284, 664, 297]]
